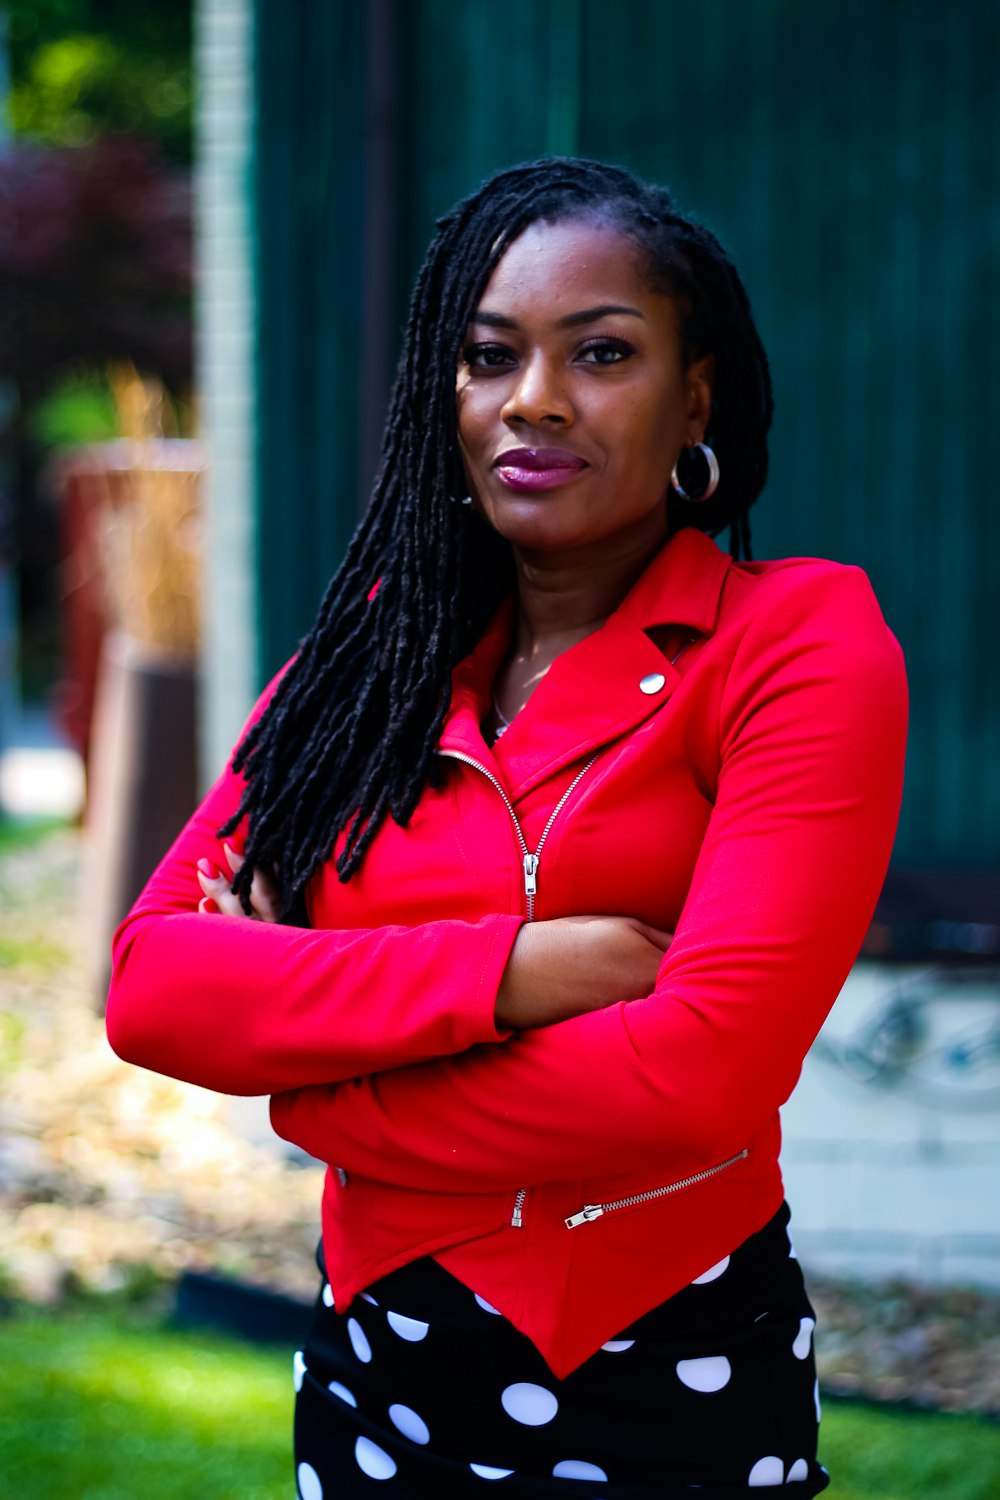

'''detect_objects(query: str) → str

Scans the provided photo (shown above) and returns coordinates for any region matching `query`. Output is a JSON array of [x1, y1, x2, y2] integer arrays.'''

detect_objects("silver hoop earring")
[[670, 442, 720, 502], [449, 494, 474, 506]]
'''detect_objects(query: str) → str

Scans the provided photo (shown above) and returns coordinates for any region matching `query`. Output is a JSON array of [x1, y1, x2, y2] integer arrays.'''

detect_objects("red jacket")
[[106, 528, 907, 1378]]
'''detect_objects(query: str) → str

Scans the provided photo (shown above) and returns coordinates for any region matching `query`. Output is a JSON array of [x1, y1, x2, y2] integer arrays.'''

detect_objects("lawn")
[[0, 1304, 997, 1499]]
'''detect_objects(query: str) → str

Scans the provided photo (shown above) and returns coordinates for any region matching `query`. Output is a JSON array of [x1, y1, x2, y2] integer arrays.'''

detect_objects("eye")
[[462, 341, 516, 371], [576, 337, 635, 366]]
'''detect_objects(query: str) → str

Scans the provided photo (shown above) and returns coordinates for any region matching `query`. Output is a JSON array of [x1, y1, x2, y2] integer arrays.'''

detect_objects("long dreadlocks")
[[219, 157, 774, 913]]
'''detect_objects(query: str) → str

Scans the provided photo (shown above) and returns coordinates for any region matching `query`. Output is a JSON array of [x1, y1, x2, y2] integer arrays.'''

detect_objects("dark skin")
[[199, 217, 716, 1032]]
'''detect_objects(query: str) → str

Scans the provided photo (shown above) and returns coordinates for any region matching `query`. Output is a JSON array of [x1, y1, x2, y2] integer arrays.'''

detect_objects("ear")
[[685, 354, 716, 444]]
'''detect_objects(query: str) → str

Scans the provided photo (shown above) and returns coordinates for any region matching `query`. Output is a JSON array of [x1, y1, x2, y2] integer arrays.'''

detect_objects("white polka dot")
[[787, 1458, 809, 1482], [389, 1403, 430, 1445], [297, 1460, 323, 1500], [386, 1310, 429, 1341], [792, 1316, 815, 1360], [600, 1338, 635, 1352], [749, 1456, 784, 1486], [470, 1463, 516, 1479], [676, 1355, 732, 1392], [814, 1376, 822, 1422], [322, 1282, 335, 1308], [328, 1381, 357, 1407], [347, 1317, 372, 1362], [501, 1381, 559, 1426], [552, 1460, 608, 1481], [293, 1349, 307, 1392], [691, 1254, 731, 1284], [354, 1436, 397, 1480], [360, 1291, 379, 1305], [474, 1292, 502, 1315]]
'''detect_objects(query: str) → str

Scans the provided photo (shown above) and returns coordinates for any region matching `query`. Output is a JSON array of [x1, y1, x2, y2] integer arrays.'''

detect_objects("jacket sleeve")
[[105, 663, 522, 1096], [270, 567, 908, 1188]]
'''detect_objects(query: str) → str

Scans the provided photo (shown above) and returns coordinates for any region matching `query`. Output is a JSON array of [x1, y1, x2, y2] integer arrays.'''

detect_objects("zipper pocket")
[[438, 750, 600, 921], [564, 1148, 749, 1228]]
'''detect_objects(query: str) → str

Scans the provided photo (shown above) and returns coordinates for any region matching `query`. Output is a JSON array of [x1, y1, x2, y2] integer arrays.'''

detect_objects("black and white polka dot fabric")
[[293, 1202, 829, 1496]]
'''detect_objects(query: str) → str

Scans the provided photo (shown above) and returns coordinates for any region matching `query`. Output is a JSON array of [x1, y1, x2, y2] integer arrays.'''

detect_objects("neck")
[[510, 511, 669, 657]]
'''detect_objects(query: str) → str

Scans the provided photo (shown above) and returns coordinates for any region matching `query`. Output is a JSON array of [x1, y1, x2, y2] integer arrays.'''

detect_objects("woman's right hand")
[[495, 915, 673, 1031]]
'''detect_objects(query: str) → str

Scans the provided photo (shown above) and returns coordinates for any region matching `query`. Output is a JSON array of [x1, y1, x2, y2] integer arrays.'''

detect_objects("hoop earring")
[[449, 494, 474, 506], [670, 442, 720, 502]]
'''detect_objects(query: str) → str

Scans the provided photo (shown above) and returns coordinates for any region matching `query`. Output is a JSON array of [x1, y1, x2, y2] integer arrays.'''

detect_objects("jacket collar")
[[437, 528, 731, 800]]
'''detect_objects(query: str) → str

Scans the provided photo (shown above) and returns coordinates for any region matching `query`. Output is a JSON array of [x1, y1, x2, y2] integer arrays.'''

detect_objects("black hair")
[[219, 156, 773, 911]]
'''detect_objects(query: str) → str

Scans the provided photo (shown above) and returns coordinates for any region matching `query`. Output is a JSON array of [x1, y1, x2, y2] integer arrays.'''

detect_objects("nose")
[[500, 351, 573, 428]]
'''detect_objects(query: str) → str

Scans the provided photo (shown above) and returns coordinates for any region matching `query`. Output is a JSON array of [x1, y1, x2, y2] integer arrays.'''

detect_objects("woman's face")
[[455, 217, 714, 560]]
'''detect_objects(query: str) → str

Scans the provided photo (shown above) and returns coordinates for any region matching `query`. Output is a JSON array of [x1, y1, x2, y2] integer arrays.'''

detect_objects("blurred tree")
[[0, 1, 192, 705], [4, 0, 191, 163], [0, 138, 192, 400]]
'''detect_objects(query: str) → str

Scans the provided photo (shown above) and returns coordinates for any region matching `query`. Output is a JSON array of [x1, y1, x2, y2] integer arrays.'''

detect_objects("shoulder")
[[719, 553, 901, 660], [713, 554, 907, 737]]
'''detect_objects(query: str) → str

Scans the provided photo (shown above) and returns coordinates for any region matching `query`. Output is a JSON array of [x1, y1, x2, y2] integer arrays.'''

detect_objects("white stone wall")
[[782, 962, 1000, 1288], [194, 0, 258, 784]]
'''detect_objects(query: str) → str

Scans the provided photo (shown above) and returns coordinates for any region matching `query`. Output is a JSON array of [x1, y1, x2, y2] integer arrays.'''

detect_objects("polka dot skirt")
[[293, 1202, 829, 1496]]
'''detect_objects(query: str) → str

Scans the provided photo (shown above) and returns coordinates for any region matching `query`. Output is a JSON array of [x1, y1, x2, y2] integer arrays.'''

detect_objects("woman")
[[107, 158, 907, 1496]]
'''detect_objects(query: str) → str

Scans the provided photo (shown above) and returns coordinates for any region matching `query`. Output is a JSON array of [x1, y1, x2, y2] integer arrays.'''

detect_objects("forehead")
[[472, 217, 668, 323]]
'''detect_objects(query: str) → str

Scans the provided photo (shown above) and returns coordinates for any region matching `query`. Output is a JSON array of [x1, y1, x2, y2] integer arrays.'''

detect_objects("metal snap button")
[[639, 672, 666, 695]]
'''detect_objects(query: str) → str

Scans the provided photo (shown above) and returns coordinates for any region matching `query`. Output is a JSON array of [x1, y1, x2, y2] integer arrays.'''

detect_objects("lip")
[[493, 447, 588, 493]]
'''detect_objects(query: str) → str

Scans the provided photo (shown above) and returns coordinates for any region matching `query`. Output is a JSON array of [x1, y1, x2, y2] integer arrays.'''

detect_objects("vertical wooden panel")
[[254, 0, 366, 682]]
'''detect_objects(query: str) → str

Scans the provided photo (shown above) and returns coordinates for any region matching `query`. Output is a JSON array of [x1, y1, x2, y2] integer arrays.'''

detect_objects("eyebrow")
[[470, 303, 645, 331]]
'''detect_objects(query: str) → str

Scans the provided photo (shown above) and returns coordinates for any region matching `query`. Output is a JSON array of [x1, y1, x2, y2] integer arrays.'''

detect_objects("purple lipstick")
[[494, 447, 588, 493]]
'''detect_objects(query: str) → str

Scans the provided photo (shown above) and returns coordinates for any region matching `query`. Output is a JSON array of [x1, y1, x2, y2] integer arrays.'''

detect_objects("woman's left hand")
[[196, 843, 282, 922]]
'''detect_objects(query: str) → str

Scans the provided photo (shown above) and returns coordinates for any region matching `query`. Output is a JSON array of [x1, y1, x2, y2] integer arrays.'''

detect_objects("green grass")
[[821, 1399, 1000, 1498], [0, 1304, 293, 1499], [0, 815, 71, 854], [0, 1304, 997, 1498]]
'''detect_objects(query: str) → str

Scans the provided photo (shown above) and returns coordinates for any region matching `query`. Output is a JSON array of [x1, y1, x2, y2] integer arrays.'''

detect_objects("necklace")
[[490, 689, 511, 740], [490, 663, 551, 743]]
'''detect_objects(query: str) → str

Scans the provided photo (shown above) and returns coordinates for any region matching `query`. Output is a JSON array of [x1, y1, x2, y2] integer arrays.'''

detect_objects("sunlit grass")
[[0, 1304, 293, 1499], [820, 1399, 1000, 1499], [0, 1304, 997, 1498]]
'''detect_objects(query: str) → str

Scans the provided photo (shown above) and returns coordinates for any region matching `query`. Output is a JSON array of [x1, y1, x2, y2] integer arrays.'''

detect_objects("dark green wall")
[[254, 0, 1000, 870]]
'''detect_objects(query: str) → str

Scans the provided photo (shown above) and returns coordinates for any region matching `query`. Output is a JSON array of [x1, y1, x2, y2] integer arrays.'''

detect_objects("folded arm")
[[105, 665, 521, 1096], [270, 568, 909, 1188]]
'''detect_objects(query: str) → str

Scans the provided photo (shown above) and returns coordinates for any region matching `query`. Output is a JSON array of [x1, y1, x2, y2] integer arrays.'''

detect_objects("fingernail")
[[199, 897, 220, 914], [197, 858, 218, 878]]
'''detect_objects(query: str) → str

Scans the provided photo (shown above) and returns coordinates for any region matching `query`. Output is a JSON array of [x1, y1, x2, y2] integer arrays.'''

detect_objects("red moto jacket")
[[106, 528, 908, 1378]]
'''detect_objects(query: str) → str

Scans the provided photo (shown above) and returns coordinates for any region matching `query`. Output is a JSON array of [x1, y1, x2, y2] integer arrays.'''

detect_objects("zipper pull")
[[511, 1188, 526, 1228], [522, 853, 538, 897], [565, 1204, 605, 1228]]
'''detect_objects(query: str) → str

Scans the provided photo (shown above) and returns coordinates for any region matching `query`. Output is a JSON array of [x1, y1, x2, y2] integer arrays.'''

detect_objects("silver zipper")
[[564, 1149, 749, 1228], [439, 748, 601, 1229], [437, 750, 600, 923]]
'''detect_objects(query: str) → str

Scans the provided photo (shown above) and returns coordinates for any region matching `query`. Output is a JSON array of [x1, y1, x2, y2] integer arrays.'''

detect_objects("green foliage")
[[0, 1304, 998, 1499], [7, 35, 192, 160], [27, 369, 120, 446]]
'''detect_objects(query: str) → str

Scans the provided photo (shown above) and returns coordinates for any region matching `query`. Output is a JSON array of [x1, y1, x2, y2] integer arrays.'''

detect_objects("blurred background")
[[0, 2, 998, 1496]]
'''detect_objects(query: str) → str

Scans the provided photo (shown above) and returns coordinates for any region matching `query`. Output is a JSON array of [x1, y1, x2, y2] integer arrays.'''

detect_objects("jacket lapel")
[[437, 529, 732, 800]]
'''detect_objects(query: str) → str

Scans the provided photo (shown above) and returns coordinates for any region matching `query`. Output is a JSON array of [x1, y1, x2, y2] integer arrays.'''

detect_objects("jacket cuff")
[[473, 913, 525, 1044]]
